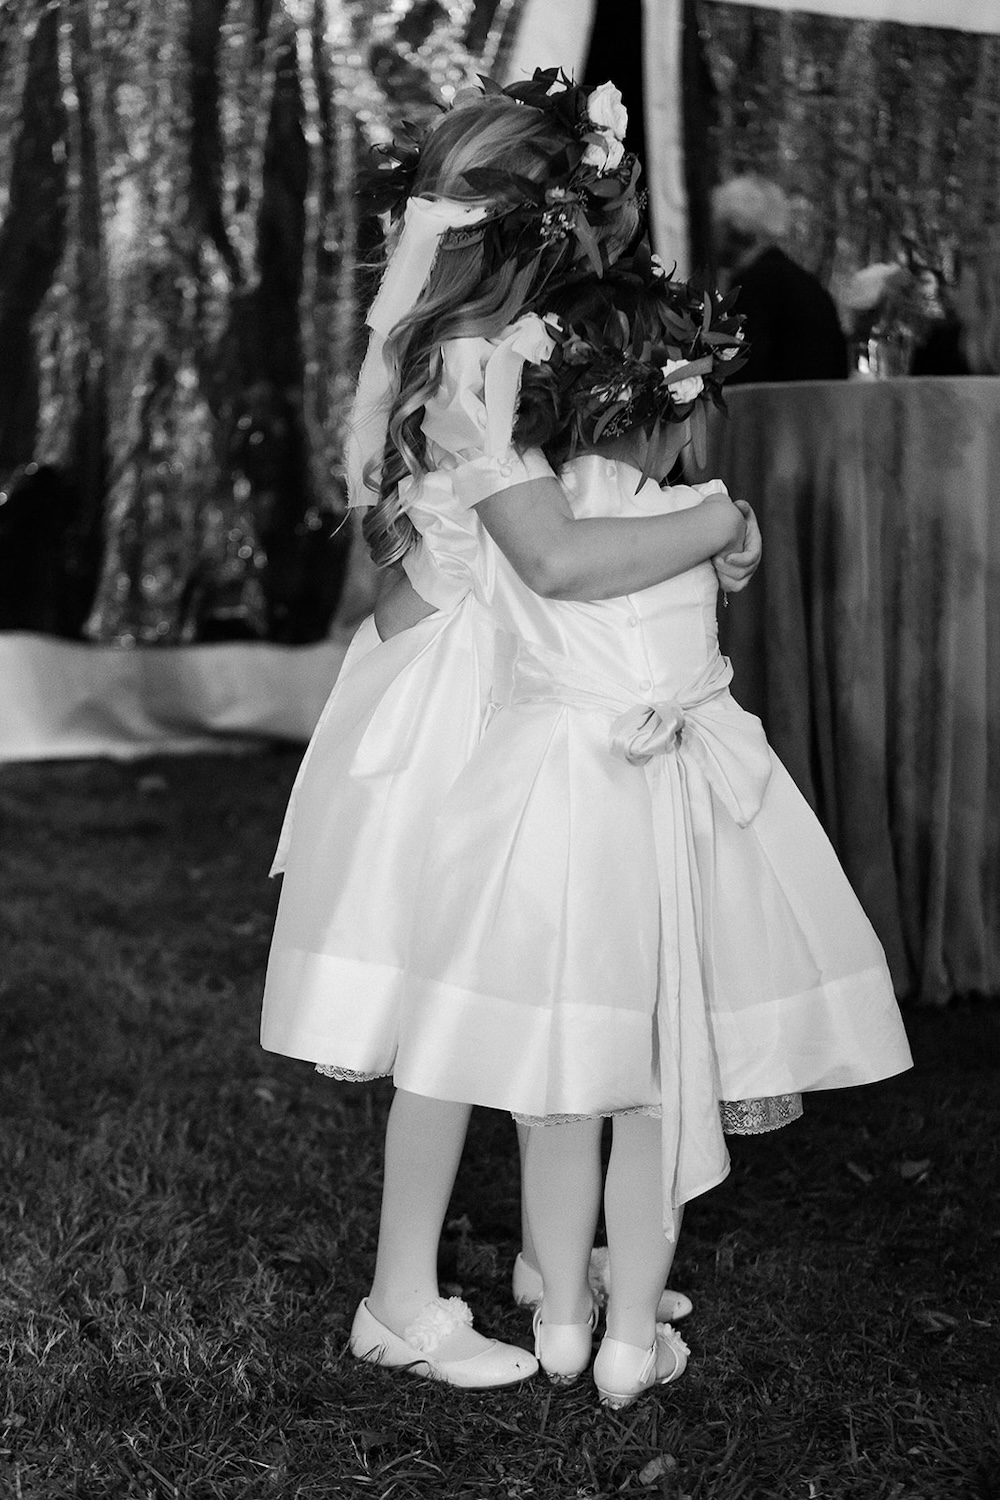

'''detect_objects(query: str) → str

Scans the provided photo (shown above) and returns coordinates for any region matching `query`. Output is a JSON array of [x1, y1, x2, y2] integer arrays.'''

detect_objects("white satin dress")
[[261, 323, 913, 1224]]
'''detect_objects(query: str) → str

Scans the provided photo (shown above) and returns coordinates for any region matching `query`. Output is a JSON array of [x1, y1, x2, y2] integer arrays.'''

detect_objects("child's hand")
[[713, 500, 761, 594]]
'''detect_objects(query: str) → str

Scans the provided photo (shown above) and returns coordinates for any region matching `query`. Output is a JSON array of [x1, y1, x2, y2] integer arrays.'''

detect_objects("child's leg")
[[603, 1113, 680, 1347], [516, 1123, 538, 1271], [367, 1089, 471, 1332], [521, 1118, 603, 1323], [358, 1089, 537, 1382], [516, 1119, 692, 1322]]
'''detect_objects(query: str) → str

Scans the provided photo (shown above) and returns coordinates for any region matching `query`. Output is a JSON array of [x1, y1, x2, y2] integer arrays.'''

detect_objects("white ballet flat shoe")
[[349, 1297, 538, 1389], [532, 1303, 599, 1385], [593, 1323, 690, 1410], [512, 1250, 694, 1324]]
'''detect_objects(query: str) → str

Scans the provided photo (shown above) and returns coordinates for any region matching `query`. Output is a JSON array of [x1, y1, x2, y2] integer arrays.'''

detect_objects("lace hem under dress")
[[313, 1063, 802, 1136]]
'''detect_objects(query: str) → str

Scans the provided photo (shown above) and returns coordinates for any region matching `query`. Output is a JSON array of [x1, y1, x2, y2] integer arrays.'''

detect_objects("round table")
[[699, 377, 1000, 1003]]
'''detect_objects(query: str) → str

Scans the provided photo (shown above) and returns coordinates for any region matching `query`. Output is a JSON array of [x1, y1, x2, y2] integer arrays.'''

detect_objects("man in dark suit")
[[711, 175, 849, 383]]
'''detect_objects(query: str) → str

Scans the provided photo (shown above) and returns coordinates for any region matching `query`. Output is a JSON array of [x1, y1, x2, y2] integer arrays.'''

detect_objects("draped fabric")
[[716, 0, 1000, 27], [702, 378, 1000, 1004]]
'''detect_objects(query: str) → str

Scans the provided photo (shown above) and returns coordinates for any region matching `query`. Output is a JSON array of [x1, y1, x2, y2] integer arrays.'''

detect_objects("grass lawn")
[[0, 749, 997, 1500]]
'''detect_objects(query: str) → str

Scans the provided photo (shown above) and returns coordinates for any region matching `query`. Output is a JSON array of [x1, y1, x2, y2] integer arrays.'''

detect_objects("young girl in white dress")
[[261, 76, 913, 1404]]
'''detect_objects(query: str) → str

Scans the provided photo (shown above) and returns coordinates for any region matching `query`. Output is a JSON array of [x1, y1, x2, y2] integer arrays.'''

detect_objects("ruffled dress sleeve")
[[398, 315, 559, 609]]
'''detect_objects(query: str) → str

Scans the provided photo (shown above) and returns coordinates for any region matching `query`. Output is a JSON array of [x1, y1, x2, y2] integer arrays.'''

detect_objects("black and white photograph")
[[1, 0, 997, 1495]]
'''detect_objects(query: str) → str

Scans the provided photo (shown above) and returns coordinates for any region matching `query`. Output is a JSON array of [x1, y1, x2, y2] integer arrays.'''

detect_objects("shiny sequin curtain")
[[695, 3, 1000, 289], [0, 0, 528, 643]]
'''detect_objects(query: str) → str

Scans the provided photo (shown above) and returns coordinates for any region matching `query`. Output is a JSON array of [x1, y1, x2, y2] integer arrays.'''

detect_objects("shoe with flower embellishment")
[[593, 1323, 690, 1409], [349, 1296, 538, 1389]]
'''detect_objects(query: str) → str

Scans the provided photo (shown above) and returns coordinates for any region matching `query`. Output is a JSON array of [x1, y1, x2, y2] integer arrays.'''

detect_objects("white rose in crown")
[[662, 359, 704, 404], [587, 82, 628, 140], [583, 132, 625, 172]]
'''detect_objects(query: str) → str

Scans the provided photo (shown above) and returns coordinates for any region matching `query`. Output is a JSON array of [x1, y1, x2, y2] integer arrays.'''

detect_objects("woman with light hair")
[[710, 173, 849, 382], [711, 173, 791, 259]]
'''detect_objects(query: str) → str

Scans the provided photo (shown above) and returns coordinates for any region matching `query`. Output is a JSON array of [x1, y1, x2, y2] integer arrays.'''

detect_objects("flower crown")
[[358, 69, 642, 280], [529, 242, 749, 475]]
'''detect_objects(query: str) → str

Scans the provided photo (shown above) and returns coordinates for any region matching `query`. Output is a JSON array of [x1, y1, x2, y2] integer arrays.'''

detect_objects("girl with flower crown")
[[261, 75, 911, 1403]]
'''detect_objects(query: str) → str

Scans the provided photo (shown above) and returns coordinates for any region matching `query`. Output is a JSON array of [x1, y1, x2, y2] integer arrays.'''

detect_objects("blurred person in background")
[[711, 174, 849, 383], [913, 240, 1000, 376]]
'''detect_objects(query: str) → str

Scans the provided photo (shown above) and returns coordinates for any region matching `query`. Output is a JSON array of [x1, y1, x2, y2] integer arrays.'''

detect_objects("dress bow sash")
[[509, 639, 774, 1238], [512, 645, 772, 828]]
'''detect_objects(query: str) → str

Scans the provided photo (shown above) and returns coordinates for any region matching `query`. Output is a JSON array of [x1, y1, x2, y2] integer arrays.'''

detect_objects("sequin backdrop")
[[2, 2, 997, 640], [0, 0, 527, 642]]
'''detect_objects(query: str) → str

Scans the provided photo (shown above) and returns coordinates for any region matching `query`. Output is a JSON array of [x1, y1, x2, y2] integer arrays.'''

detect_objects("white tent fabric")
[[717, 0, 1000, 30], [641, 2, 687, 274], [498, 0, 688, 272], [0, 633, 349, 762], [501, 0, 595, 79]]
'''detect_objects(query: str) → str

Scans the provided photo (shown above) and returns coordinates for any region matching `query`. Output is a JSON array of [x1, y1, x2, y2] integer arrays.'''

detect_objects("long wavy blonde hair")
[[361, 95, 641, 567]]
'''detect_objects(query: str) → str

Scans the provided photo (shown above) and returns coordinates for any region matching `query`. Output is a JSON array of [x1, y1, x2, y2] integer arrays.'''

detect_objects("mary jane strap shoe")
[[593, 1322, 690, 1409], [350, 1296, 538, 1389], [512, 1249, 694, 1323]]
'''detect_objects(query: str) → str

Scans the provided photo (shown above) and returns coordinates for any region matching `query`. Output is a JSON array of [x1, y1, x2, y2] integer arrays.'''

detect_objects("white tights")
[[367, 1089, 471, 1332], [520, 1115, 680, 1349], [366, 1090, 678, 1354]]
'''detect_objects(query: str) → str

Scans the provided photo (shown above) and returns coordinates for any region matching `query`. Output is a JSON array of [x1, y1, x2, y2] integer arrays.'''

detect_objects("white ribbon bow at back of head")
[[345, 197, 489, 509]]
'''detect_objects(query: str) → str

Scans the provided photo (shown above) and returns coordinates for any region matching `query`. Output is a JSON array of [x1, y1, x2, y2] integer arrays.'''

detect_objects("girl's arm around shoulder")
[[475, 475, 745, 602]]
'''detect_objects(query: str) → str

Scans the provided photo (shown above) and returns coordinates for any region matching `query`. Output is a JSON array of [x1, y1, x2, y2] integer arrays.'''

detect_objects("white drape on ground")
[[0, 633, 350, 762]]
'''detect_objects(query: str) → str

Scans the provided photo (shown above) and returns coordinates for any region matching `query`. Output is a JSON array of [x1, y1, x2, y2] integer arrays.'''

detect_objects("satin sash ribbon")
[[510, 644, 772, 828], [509, 639, 774, 1236]]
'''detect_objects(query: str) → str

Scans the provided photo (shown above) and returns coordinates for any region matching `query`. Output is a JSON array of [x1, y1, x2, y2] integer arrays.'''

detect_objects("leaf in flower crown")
[[659, 308, 698, 340], [587, 176, 631, 200], [356, 124, 426, 216], [593, 403, 625, 444], [498, 68, 591, 135], [574, 216, 605, 275], [662, 355, 714, 384], [637, 415, 662, 491]]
